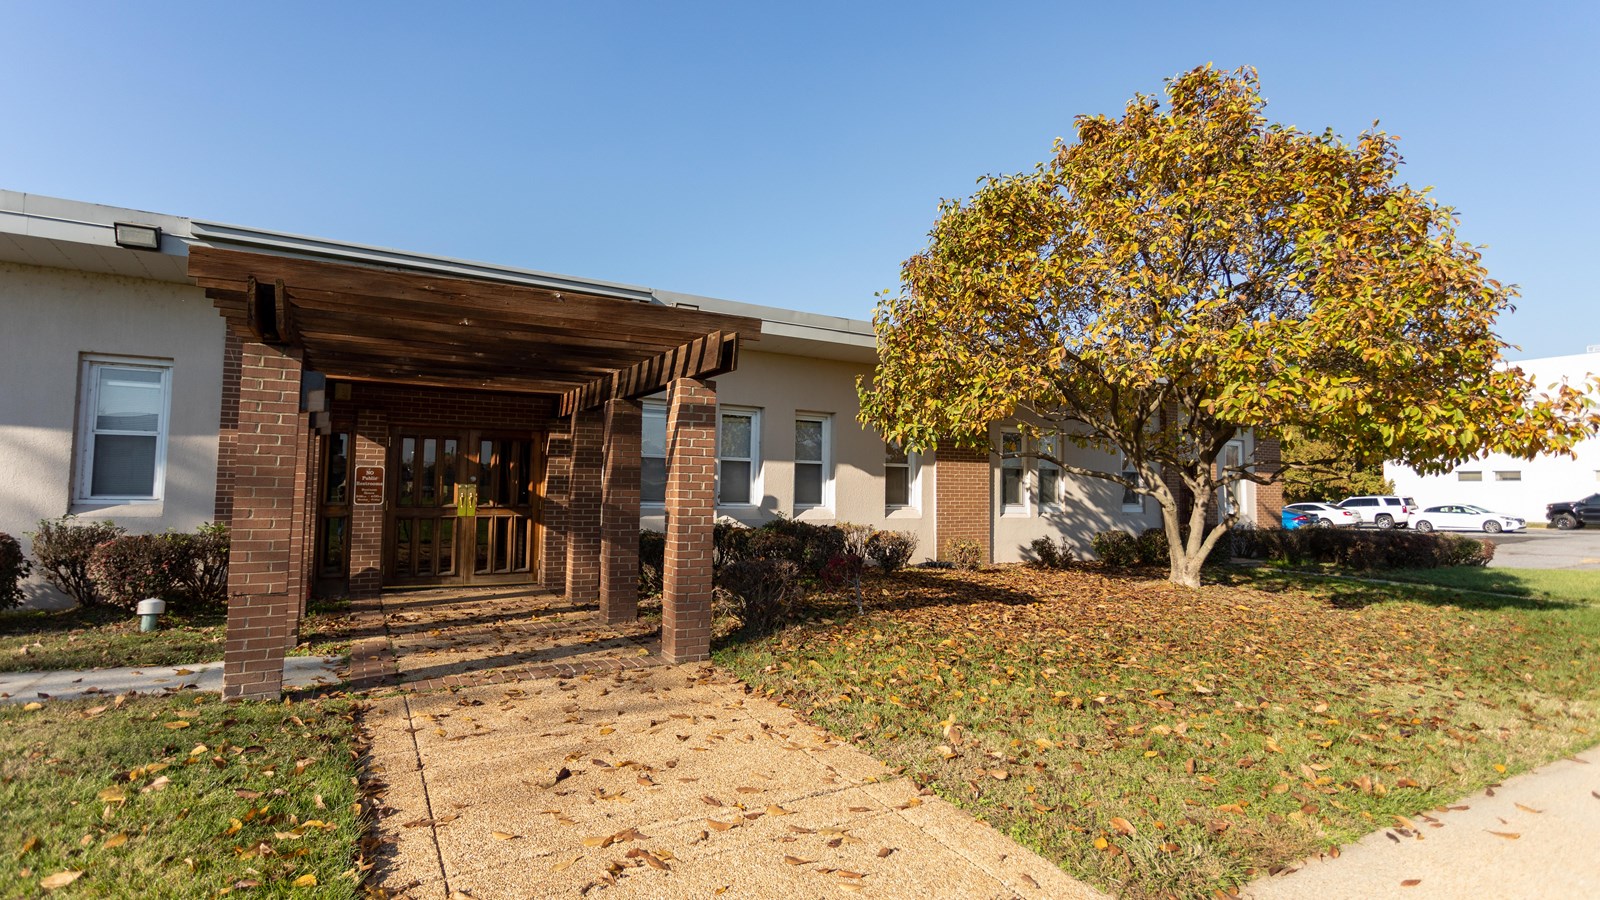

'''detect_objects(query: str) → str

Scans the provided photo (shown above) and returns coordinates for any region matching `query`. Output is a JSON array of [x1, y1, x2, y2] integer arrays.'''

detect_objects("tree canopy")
[[859, 65, 1598, 586]]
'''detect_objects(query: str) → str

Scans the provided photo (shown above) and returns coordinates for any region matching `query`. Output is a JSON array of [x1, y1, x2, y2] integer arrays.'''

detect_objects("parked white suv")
[[1336, 495, 1419, 529]]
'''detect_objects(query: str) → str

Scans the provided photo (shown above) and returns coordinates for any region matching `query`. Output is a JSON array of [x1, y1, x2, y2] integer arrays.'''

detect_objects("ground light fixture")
[[113, 222, 161, 250]]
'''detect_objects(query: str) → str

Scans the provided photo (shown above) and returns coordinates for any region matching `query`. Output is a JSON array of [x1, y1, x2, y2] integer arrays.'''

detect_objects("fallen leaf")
[[491, 831, 519, 841], [1514, 803, 1543, 814], [40, 871, 83, 890], [1401, 879, 1421, 887], [783, 855, 814, 865], [1487, 831, 1520, 840], [163, 721, 192, 729], [23, 702, 43, 712], [551, 856, 581, 872], [766, 805, 792, 816], [103, 833, 128, 849], [876, 847, 894, 858], [1110, 817, 1136, 836], [293, 874, 317, 887]]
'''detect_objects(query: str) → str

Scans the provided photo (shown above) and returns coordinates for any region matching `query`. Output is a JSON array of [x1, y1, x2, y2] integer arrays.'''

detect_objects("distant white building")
[[1386, 350, 1600, 523]]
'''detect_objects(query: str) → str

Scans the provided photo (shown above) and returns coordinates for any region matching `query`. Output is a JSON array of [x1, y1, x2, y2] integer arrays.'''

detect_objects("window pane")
[[91, 434, 157, 496], [95, 368, 162, 432], [1039, 468, 1059, 504], [886, 468, 909, 507], [720, 414, 752, 458], [1458, 471, 1482, 482], [398, 437, 416, 507], [885, 442, 907, 464], [642, 457, 667, 504], [1002, 467, 1022, 507], [796, 463, 823, 506], [1002, 432, 1022, 456], [720, 460, 751, 504], [325, 432, 350, 504], [795, 420, 823, 462], [642, 406, 667, 458], [421, 439, 438, 506]]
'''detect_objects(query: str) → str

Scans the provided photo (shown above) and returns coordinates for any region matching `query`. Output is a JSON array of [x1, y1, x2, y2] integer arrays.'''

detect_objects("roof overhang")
[[187, 246, 762, 413]]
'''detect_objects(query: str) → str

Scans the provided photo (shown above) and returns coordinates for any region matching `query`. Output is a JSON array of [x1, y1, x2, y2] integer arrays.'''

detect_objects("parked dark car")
[[1547, 493, 1600, 529]]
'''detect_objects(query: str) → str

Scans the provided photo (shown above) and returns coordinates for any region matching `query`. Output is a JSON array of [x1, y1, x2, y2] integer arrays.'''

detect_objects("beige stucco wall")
[[639, 349, 938, 561], [989, 425, 1165, 563], [0, 261, 224, 604]]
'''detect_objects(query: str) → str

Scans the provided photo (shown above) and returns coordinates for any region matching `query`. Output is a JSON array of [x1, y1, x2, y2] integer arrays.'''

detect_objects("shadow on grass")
[[0, 603, 226, 638], [1217, 565, 1587, 612]]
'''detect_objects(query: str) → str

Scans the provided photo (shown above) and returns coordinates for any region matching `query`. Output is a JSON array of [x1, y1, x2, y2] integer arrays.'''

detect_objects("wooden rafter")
[[558, 330, 741, 416], [189, 245, 762, 399]]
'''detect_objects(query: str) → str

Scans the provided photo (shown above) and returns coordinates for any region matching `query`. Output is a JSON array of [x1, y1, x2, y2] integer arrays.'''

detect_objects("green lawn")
[[1361, 567, 1600, 605], [0, 694, 365, 897], [716, 566, 1600, 899], [0, 600, 353, 674]]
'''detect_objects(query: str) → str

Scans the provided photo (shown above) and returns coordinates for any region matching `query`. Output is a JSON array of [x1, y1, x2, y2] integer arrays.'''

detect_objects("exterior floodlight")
[[113, 222, 162, 251]]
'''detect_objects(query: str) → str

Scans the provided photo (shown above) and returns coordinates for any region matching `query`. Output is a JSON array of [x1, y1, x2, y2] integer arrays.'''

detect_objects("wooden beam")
[[558, 330, 741, 416]]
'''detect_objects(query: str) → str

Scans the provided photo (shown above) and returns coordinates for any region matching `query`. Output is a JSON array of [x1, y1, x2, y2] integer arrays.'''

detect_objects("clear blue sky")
[[5, 1, 1595, 360]]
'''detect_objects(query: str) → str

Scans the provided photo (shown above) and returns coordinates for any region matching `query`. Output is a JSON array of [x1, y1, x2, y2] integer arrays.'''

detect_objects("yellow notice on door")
[[456, 483, 479, 517]]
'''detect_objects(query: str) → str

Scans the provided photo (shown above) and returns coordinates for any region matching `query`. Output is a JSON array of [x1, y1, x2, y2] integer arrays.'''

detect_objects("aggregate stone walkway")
[[0, 655, 340, 703], [357, 588, 1102, 899]]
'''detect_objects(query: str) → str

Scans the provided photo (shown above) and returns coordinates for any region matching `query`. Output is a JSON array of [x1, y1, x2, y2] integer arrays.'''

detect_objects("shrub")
[[1229, 526, 1496, 571], [0, 532, 30, 611], [820, 552, 868, 613], [1135, 528, 1170, 566], [1028, 536, 1073, 569], [28, 517, 125, 606], [87, 534, 187, 611], [946, 539, 984, 571], [712, 520, 750, 573], [1091, 531, 1141, 568], [717, 558, 802, 633], [168, 523, 230, 609], [639, 529, 666, 596], [866, 529, 918, 573]]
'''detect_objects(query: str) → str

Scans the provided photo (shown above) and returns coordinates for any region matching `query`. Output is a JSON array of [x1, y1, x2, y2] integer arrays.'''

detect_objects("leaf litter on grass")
[[717, 566, 1600, 899]]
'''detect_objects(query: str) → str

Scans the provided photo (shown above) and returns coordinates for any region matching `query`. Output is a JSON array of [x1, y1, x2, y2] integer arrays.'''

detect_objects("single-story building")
[[1, 190, 1281, 698], [1386, 350, 1600, 522]]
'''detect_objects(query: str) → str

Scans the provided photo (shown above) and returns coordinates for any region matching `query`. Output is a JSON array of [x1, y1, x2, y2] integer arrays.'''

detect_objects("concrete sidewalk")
[[1246, 745, 1600, 899], [0, 655, 342, 703], [365, 665, 1104, 900]]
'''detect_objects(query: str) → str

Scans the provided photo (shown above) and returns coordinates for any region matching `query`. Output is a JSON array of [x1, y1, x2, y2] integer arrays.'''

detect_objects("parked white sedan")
[[1283, 502, 1361, 527], [1411, 505, 1527, 534]]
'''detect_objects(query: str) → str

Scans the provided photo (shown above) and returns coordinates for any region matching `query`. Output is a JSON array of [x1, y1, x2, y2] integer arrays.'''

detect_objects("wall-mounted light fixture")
[[113, 222, 162, 251]]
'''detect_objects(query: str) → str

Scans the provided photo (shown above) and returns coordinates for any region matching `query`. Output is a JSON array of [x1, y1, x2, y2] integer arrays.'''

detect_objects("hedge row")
[[1085, 525, 1494, 571], [640, 518, 919, 631], [17, 518, 230, 614]]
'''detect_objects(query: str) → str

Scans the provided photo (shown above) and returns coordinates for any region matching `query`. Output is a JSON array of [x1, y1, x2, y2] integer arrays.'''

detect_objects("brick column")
[[348, 409, 387, 598], [662, 377, 716, 663], [214, 328, 242, 525], [600, 397, 642, 623], [934, 445, 992, 564], [222, 339, 305, 700], [541, 429, 572, 592], [565, 408, 605, 603], [1252, 433, 1283, 525], [281, 412, 313, 649]]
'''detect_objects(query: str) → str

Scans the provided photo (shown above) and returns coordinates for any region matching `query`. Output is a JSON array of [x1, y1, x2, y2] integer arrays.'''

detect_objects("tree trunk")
[[1168, 555, 1204, 589]]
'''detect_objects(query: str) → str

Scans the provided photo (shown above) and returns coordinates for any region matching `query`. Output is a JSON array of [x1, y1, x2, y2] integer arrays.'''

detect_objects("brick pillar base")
[[662, 377, 716, 663], [223, 340, 304, 700], [934, 445, 992, 564], [566, 408, 605, 603], [600, 398, 642, 623]]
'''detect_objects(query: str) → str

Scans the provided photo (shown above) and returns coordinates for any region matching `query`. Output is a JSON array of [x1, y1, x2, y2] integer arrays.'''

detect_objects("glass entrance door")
[[385, 430, 539, 587]]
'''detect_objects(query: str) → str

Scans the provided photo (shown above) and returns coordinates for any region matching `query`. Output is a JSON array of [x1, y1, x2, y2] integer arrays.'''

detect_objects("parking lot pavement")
[[1484, 529, 1600, 570]]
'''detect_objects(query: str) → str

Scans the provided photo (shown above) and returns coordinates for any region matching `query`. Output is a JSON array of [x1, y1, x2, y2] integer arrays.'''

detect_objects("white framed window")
[[718, 407, 761, 506], [1037, 434, 1062, 508], [1457, 470, 1483, 482], [1000, 431, 1027, 515], [885, 441, 921, 510], [641, 400, 668, 505], [1217, 439, 1245, 519], [793, 414, 832, 510], [76, 356, 173, 503], [1121, 453, 1143, 512]]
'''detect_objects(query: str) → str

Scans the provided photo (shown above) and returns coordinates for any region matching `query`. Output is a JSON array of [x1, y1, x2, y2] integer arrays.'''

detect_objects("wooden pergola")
[[187, 247, 761, 699]]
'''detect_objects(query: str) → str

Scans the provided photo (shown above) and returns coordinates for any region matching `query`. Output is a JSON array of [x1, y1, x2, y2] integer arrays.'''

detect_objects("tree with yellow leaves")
[[860, 66, 1598, 587]]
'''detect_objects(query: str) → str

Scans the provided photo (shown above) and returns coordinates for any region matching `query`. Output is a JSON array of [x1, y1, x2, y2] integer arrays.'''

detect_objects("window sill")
[[1000, 507, 1030, 518], [885, 506, 922, 519], [70, 500, 165, 518]]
